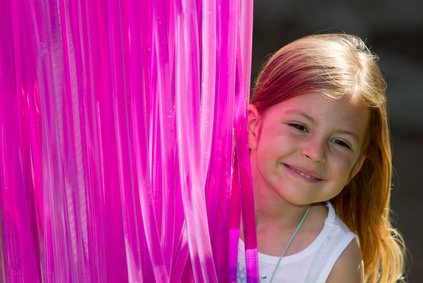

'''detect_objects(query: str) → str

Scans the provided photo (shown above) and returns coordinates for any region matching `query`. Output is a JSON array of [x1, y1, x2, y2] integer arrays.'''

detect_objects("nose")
[[301, 137, 327, 163]]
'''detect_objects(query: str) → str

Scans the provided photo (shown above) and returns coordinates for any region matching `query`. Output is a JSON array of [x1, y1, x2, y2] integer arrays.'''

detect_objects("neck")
[[253, 188, 310, 232], [240, 188, 314, 256]]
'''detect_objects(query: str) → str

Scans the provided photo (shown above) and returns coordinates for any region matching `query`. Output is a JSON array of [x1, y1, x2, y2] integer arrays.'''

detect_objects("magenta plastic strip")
[[236, 0, 259, 281], [0, 0, 256, 281]]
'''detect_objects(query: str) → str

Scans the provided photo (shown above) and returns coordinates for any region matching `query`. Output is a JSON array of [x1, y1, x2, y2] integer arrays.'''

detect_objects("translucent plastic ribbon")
[[0, 0, 257, 282]]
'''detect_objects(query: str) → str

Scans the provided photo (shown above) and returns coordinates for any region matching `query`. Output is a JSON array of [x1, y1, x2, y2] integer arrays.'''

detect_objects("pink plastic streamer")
[[0, 0, 256, 282]]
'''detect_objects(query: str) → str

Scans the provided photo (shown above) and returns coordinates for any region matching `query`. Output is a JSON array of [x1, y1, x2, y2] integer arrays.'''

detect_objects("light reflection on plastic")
[[0, 0, 258, 281]]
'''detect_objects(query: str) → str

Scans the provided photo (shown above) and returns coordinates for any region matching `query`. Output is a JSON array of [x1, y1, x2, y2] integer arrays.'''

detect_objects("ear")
[[347, 155, 366, 184], [248, 104, 260, 150]]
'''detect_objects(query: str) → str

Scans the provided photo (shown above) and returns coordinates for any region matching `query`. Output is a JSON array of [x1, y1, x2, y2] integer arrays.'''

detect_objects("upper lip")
[[284, 164, 325, 180]]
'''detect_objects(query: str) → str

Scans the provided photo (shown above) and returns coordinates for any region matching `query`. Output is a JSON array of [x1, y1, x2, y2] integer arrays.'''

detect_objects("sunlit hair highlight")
[[251, 33, 406, 282]]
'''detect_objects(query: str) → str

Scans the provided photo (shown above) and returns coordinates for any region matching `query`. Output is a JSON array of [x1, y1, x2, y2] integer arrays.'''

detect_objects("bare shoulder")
[[326, 239, 364, 283]]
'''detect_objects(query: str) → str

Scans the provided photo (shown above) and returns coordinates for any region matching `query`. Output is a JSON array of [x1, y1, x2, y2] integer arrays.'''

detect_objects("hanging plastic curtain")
[[0, 0, 258, 282]]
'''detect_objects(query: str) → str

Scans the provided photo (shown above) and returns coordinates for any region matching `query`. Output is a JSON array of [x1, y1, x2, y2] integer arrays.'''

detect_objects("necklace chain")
[[268, 206, 311, 282]]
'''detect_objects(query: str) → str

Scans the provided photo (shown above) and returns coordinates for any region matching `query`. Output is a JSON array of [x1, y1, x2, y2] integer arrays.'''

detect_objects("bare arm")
[[326, 239, 364, 283]]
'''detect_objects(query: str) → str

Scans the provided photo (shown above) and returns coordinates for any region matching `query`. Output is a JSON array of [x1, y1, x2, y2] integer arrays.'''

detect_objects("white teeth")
[[291, 167, 317, 180], [298, 171, 314, 179]]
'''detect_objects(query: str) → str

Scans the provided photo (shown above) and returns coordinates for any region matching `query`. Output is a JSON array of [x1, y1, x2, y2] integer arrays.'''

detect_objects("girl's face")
[[248, 92, 369, 206]]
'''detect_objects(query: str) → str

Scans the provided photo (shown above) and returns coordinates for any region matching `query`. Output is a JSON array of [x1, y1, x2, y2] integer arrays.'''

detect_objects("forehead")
[[262, 93, 370, 141], [266, 92, 368, 114]]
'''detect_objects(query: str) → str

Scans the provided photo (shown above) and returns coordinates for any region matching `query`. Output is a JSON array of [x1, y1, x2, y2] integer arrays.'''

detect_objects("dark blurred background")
[[251, 1, 423, 281]]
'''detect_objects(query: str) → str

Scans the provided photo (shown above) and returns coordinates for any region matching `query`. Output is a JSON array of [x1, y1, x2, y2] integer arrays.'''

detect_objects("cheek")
[[333, 154, 359, 181], [256, 134, 296, 163], [258, 127, 298, 149], [256, 149, 277, 173]]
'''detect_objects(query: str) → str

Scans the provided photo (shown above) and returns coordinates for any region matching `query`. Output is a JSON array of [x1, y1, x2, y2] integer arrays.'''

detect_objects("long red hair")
[[251, 33, 405, 282]]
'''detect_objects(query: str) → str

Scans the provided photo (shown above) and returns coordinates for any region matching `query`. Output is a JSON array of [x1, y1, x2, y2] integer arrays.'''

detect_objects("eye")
[[289, 123, 308, 133], [331, 139, 351, 149]]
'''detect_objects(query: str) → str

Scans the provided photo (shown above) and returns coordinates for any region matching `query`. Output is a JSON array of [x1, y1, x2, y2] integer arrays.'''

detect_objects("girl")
[[237, 34, 406, 282]]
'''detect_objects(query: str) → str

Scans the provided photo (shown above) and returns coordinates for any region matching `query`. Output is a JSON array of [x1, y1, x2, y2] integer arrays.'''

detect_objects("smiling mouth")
[[285, 164, 322, 181]]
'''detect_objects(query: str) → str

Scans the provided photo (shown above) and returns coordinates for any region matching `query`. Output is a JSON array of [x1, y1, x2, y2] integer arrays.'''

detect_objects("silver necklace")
[[268, 206, 311, 282]]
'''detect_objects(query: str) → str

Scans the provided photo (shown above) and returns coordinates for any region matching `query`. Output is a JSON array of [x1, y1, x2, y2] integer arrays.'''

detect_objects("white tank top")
[[237, 202, 358, 282]]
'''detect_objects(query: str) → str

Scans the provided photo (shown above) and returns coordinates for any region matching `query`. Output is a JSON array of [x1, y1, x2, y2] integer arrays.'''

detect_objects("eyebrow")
[[284, 109, 315, 123], [284, 109, 360, 142]]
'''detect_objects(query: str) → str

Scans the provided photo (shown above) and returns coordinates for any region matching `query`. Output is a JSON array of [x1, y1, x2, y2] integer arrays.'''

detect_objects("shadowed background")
[[251, 1, 423, 281]]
